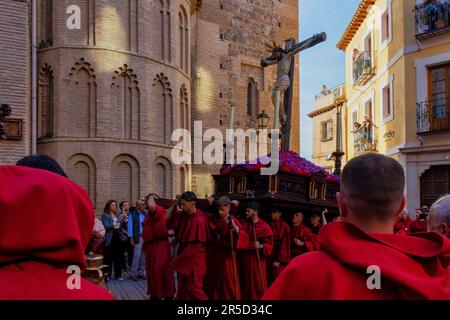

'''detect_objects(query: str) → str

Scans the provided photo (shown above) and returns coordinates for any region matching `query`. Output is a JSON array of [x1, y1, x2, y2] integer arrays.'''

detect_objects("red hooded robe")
[[394, 217, 412, 234], [239, 218, 273, 300], [204, 215, 249, 300], [409, 219, 428, 233], [290, 222, 317, 257], [169, 209, 210, 300], [142, 205, 175, 299], [263, 222, 450, 300], [0, 166, 114, 300], [268, 219, 291, 284]]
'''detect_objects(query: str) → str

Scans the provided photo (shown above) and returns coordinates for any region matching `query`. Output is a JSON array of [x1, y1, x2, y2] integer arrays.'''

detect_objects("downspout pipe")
[[31, 0, 37, 154]]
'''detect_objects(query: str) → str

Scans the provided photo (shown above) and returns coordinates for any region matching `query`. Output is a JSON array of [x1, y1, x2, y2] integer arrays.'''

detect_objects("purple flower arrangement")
[[220, 150, 340, 183]]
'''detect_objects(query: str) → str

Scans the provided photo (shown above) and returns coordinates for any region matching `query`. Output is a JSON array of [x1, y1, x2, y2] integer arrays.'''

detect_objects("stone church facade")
[[0, 0, 299, 213]]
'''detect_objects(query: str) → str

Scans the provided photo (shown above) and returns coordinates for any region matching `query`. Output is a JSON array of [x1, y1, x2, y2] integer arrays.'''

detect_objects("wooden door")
[[428, 63, 450, 131]]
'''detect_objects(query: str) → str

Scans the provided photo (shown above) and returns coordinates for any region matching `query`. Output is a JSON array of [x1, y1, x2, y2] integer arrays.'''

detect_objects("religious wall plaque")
[[2, 119, 23, 140]]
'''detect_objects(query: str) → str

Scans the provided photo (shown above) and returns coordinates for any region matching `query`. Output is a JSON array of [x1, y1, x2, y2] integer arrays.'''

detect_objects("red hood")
[[319, 222, 450, 299], [0, 166, 94, 269]]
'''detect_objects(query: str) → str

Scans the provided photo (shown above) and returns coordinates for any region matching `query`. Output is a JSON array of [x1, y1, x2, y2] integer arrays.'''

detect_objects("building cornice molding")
[[308, 104, 336, 118], [337, 0, 376, 51]]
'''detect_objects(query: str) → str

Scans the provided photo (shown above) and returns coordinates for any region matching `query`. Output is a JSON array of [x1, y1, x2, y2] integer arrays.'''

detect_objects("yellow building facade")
[[338, 0, 450, 213]]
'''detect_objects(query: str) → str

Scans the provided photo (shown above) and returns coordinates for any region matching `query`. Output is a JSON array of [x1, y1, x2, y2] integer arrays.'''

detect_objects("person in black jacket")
[[101, 200, 127, 280]]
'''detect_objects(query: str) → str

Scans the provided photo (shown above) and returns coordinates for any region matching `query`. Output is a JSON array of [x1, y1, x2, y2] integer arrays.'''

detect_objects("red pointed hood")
[[0, 166, 94, 269], [319, 222, 450, 299]]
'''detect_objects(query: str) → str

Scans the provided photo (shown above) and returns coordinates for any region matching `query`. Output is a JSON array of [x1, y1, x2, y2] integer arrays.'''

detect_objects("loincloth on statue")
[[274, 75, 290, 92]]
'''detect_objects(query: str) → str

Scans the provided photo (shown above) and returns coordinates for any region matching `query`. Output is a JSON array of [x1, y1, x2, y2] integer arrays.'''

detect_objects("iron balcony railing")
[[417, 97, 450, 134], [353, 51, 375, 86], [352, 124, 378, 154], [415, 1, 450, 40]]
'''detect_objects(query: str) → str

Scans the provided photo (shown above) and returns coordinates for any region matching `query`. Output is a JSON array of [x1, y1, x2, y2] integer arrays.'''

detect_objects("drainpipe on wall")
[[31, 0, 37, 155]]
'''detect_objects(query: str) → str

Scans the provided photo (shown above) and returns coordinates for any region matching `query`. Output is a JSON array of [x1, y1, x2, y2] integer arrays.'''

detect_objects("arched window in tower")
[[107, 0, 138, 51], [152, 73, 173, 144], [67, 58, 97, 138], [153, 157, 173, 198], [112, 154, 141, 204], [180, 166, 188, 193], [38, 63, 54, 139], [180, 84, 189, 130], [67, 154, 97, 209], [111, 64, 141, 140], [179, 11, 184, 70], [179, 5, 189, 72], [38, 0, 53, 48], [247, 78, 259, 117], [156, 0, 172, 62]]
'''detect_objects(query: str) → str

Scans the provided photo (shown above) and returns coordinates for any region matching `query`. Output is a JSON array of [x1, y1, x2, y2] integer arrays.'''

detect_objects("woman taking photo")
[[101, 200, 127, 280]]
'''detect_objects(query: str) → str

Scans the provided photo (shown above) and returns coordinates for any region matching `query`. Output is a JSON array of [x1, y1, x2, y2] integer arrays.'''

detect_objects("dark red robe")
[[409, 219, 427, 233], [311, 222, 322, 235], [394, 217, 412, 234], [0, 166, 114, 300], [263, 222, 450, 299], [169, 209, 210, 300], [239, 218, 274, 300], [291, 222, 317, 257], [142, 205, 175, 299], [204, 215, 249, 300], [268, 219, 291, 284]]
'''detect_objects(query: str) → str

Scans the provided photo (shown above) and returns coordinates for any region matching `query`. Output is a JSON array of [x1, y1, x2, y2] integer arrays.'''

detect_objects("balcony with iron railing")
[[415, 1, 450, 40], [352, 124, 378, 154], [353, 51, 376, 86], [417, 97, 450, 134]]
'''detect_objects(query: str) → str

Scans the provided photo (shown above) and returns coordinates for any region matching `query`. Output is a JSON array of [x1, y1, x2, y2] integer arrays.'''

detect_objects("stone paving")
[[107, 277, 148, 300]]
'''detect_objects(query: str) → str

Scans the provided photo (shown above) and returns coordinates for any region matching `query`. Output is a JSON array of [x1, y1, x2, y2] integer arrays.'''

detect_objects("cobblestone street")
[[107, 278, 148, 300]]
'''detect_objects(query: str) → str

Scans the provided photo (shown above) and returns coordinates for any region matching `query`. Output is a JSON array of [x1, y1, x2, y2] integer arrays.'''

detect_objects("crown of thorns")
[[266, 40, 285, 53]]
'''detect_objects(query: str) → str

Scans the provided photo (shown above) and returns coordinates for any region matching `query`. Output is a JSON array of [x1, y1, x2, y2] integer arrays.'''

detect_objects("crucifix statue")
[[261, 32, 327, 150]]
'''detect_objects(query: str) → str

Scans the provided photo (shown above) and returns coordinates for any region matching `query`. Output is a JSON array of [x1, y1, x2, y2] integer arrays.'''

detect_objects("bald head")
[[340, 153, 405, 221], [429, 195, 450, 238]]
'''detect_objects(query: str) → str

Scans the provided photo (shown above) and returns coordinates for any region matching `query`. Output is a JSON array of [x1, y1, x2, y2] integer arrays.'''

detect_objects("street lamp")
[[332, 101, 345, 176], [256, 110, 270, 130]]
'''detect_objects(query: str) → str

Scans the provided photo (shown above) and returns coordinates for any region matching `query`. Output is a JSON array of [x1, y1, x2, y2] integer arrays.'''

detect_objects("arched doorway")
[[420, 165, 450, 208]]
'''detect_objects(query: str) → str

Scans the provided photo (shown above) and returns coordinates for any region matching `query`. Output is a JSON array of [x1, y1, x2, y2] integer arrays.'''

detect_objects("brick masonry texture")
[[0, 0, 299, 214]]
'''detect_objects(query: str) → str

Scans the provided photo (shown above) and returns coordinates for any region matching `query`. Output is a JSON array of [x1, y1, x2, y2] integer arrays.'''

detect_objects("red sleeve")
[[262, 233, 273, 258], [302, 228, 318, 252], [167, 211, 180, 232], [234, 218, 250, 250], [260, 221, 274, 258], [142, 217, 154, 244], [276, 224, 291, 264]]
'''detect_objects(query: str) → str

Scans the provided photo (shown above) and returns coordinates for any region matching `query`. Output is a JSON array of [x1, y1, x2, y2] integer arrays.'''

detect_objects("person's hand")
[[272, 261, 280, 268], [294, 239, 304, 246], [254, 241, 261, 249], [231, 200, 240, 207], [130, 238, 135, 247], [119, 213, 127, 221]]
